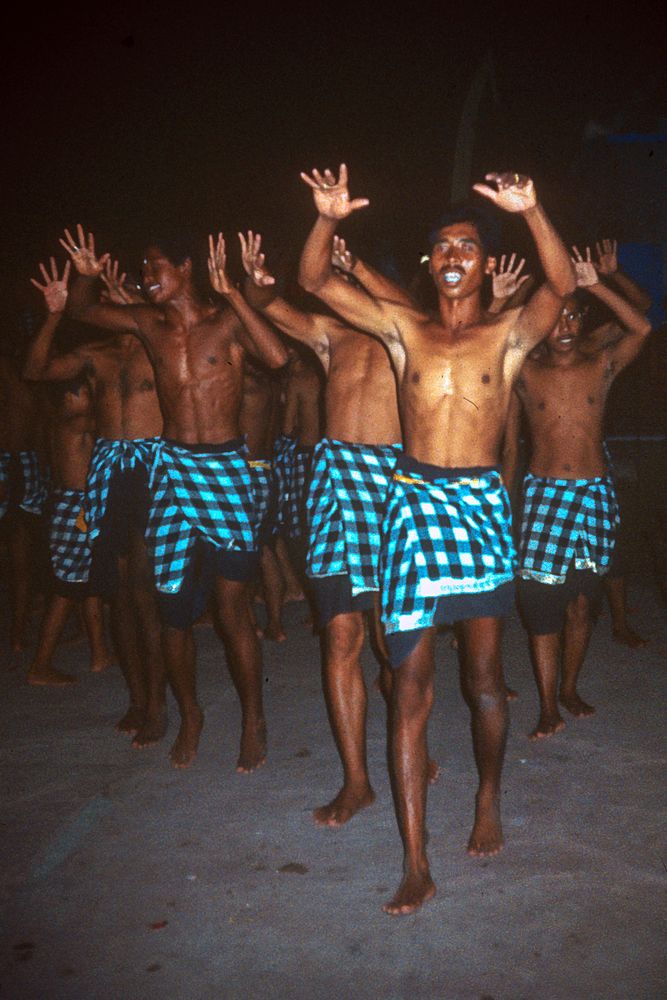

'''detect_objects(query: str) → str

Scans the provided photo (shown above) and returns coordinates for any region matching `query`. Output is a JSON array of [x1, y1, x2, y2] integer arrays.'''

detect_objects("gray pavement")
[[1, 577, 665, 1000]]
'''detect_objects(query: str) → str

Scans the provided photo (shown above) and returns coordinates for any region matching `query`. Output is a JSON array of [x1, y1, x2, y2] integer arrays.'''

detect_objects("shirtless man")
[[0, 329, 50, 656], [241, 230, 404, 827], [504, 246, 650, 740], [26, 260, 111, 683], [298, 164, 575, 914], [24, 234, 166, 748], [60, 227, 287, 770]]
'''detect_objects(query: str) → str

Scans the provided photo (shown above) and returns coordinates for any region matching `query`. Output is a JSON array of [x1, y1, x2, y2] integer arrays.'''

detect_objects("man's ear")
[[485, 256, 496, 275], [180, 257, 193, 277]]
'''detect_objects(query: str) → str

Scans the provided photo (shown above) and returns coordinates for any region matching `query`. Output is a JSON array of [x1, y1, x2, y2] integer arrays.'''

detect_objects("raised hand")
[[59, 223, 109, 276], [100, 258, 130, 304], [472, 172, 537, 213], [30, 257, 71, 314], [595, 238, 618, 276], [491, 253, 530, 299], [208, 233, 233, 295], [239, 231, 275, 288], [571, 245, 599, 287], [331, 234, 356, 273], [299, 163, 370, 220]]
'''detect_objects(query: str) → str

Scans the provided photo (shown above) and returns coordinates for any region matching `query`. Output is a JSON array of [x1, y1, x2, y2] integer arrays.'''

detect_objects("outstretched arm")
[[331, 235, 416, 307], [298, 165, 414, 363], [25, 258, 89, 381], [208, 233, 287, 369], [240, 231, 330, 359], [474, 173, 575, 348], [595, 238, 652, 313], [62, 224, 149, 334], [573, 248, 651, 370]]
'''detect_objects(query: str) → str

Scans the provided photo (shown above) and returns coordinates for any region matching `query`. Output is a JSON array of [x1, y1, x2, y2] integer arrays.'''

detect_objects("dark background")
[[2, 0, 665, 401]]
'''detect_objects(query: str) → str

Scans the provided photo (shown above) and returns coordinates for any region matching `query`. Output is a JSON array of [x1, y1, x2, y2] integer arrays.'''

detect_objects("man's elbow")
[[298, 263, 325, 294], [267, 344, 289, 369]]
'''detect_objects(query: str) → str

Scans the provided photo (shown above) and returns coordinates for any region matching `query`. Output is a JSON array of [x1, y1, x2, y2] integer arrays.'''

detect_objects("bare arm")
[[501, 388, 522, 499], [332, 235, 416, 307], [208, 233, 287, 369], [25, 257, 88, 381], [595, 239, 651, 313], [473, 174, 575, 348]]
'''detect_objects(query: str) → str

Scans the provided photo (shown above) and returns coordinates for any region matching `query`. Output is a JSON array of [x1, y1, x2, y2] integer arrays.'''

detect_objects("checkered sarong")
[[518, 473, 618, 584], [272, 434, 298, 531], [48, 488, 92, 583], [381, 460, 515, 635], [17, 451, 50, 516], [0, 451, 10, 520], [86, 437, 159, 544], [306, 438, 400, 596], [146, 438, 258, 594], [286, 446, 313, 540], [248, 459, 273, 539]]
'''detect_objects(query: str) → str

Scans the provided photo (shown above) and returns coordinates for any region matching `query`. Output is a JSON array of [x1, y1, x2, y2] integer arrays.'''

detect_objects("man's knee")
[[565, 593, 590, 626], [325, 612, 365, 661]]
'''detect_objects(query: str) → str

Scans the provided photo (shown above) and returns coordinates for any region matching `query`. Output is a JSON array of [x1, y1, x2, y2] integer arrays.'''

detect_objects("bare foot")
[[115, 705, 146, 735], [260, 623, 287, 643], [504, 684, 518, 702], [612, 625, 648, 649], [313, 784, 375, 826], [559, 691, 595, 718], [427, 758, 440, 784], [27, 667, 78, 686], [236, 718, 267, 773], [89, 655, 113, 673], [170, 708, 204, 769], [132, 710, 168, 748], [467, 792, 503, 857], [528, 711, 565, 741], [383, 869, 436, 916]]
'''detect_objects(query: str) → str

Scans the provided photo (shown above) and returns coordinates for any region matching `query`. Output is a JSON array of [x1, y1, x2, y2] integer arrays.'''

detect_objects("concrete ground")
[[0, 573, 665, 1000]]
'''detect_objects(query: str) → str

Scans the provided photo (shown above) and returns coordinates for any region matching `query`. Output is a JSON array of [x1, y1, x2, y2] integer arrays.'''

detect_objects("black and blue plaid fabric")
[[306, 438, 400, 596], [381, 460, 515, 636], [0, 451, 10, 520], [286, 446, 313, 540], [248, 459, 273, 540], [272, 434, 297, 531], [86, 437, 159, 544], [48, 488, 93, 583], [518, 473, 619, 584], [18, 451, 50, 515], [146, 439, 258, 595]]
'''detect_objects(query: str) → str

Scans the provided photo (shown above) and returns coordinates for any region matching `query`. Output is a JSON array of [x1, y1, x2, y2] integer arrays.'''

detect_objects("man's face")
[[141, 246, 190, 303], [548, 296, 584, 352], [429, 223, 494, 298]]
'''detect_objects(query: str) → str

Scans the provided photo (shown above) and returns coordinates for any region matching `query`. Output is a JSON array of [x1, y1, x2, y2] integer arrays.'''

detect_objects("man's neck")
[[163, 290, 211, 328], [437, 292, 484, 332]]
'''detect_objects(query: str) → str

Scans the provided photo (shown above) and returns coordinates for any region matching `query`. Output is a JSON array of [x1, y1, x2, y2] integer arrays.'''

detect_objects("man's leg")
[[603, 574, 647, 648], [526, 631, 565, 740], [384, 628, 436, 916], [459, 616, 508, 857], [314, 609, 374, 826], [128, 531, 167, 747], [81, 596, 113, 673], [214, 576, 267, 773], [161, 625, 201, 767], [110, 554, 149, 734], [559, 593, 596, 718], [27, 593, 78, 685], [258, 544, 287, 642]]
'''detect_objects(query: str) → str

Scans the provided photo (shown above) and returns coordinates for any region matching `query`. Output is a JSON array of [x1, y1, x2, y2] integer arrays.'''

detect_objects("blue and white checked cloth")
[[48, 488, 92, 583]]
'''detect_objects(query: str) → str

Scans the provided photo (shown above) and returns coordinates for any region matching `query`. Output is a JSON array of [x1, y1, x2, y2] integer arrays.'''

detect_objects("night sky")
[[3, 2, 665, 318]]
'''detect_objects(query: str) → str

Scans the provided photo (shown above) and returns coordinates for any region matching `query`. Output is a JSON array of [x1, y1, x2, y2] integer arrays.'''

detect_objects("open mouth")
[[146, 283, 161, 295], [441, 269, 463, 286]]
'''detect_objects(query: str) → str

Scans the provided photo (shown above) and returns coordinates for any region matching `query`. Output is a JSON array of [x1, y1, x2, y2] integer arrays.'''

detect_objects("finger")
[[300, 172, 319, 190], [39, 262, 50, 283], [99, 253, 110, 268], [49, 256, 58, 280], [63, 260, 71, 283], [508, 253, 517, 272], [472, 184, 497, 202], [238, 232, 247, 256], [311, 169, 326, 187], [76, 223, 85, 248], [349, 198, 370, 212], [339, 163, 348, 187], [517, 274, 530, 287], [30, 277, 46, 291], [515, 258, 525, 275], [571, 245, 583, 261], [585, 246, 592, 262], [261, 275, 276, 286], [500, 254, 506, 272], [612, 239, 618, 254], [484, 173, 501, 184], [89, 232, 96, 255], [595, 241, 602, 258]]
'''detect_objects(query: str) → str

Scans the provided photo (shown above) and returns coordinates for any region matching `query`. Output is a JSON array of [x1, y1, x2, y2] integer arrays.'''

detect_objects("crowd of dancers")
[[0, 165, 656, 915]]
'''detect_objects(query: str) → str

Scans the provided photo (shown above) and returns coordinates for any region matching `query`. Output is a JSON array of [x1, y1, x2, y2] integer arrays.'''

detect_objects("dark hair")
[[427, 203, 501, 258], [142, 233, 197, 268]]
